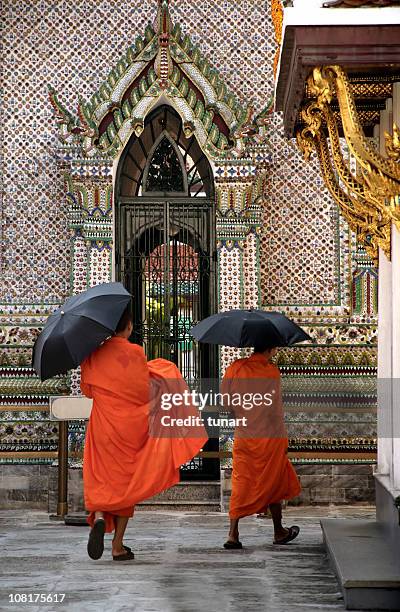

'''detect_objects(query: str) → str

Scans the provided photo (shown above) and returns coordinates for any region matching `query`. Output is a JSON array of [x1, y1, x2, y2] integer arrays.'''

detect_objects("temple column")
[[66, 172, 113, 396], [377, 247, 392, 478], [391, 83, 400, 492], [391, 222, 400, 491], [215, 162, 263, 373], [375, 104, 393, 479], [375, 96, 400, 539]]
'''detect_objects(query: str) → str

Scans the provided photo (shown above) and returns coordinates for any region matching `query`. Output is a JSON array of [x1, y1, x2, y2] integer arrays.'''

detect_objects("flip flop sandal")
[[87, 518, 105, 560], [113, 550, 135, 561], [223, 540, 243, 550], [273, 525, 300, 545], [123, 545, 132, 554]]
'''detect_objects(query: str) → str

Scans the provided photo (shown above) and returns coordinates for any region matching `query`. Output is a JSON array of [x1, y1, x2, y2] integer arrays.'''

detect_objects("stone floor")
[[0, 506, 376, 612]]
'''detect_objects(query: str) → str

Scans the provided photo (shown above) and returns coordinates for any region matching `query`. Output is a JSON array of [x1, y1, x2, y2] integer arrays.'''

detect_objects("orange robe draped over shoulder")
[[223, 353, 301, 519], [81, 336, 208, 532]]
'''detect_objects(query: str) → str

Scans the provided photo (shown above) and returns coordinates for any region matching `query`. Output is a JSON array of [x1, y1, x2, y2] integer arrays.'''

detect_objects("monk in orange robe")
[[81, 307, 208, 561], [222, 345, 301, 549]]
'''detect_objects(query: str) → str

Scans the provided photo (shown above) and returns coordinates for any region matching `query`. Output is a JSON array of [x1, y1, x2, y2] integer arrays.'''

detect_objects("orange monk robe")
[[222, 353, 301, 519], [81, 336, 208, 532]]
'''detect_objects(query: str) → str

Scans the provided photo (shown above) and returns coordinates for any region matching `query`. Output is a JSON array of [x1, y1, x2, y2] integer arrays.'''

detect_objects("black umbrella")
[[33, 282, 131, 381], [190, 309, 311, 348]]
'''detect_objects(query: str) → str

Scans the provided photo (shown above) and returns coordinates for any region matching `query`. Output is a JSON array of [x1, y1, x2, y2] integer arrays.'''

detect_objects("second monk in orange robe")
[[222, 347, 301, 549]]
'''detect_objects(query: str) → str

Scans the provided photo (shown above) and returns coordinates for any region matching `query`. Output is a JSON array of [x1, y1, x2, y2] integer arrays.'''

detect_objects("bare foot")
[[273, 525, 300, 544], [226, 529, 240, 543], [274, 527, 289, 542], [112, 541, 131, 557]]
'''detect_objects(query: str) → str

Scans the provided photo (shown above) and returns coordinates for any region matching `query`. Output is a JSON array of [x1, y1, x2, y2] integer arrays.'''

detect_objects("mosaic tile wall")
[[1, 0, 347, 305], [0, 0, 377, 466]]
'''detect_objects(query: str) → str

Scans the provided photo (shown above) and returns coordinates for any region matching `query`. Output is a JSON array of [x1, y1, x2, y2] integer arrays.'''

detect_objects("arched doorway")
[[115, 104, 219, 479]]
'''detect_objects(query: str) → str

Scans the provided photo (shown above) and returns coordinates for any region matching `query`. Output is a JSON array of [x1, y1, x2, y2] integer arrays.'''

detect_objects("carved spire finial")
[[154, 0, 172, 87], [155, 0, 171, 36]]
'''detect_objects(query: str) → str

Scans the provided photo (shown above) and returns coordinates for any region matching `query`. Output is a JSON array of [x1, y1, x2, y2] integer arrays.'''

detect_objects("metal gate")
[[115, 197, 219, 479], [117, 198, 216, 377]]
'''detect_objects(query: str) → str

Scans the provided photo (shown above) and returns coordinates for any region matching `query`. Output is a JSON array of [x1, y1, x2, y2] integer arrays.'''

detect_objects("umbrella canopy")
[[190, 309, 311, 348], [33, 282, 131, 381]]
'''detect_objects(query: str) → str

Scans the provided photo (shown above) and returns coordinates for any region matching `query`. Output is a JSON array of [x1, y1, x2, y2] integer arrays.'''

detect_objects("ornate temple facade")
[[0, 0, 379, 508]]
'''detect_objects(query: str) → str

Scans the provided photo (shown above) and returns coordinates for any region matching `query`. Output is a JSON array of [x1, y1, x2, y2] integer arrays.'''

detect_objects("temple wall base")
[[0, 464, 377, 513], [221, 464, 375, 513]]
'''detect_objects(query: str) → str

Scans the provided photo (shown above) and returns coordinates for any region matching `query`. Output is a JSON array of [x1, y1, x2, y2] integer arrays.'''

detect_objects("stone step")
[[321, 519, 400, 610], [63, 500, 220, 523], [136, 500, 221, 512], [141, 481, 220, 503]]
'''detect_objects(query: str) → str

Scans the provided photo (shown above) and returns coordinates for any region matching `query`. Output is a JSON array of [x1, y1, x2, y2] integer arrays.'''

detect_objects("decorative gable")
[[49, 0, 252, 161]]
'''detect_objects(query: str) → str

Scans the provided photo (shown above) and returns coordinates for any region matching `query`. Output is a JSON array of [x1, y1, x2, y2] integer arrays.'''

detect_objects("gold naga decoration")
[[271, 0, 284, 78], [296, 65, 400, 262]]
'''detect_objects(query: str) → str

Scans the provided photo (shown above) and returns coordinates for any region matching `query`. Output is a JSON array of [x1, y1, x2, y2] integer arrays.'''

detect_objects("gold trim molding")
[[296, 65, 400, 263], [271, 0, 283, 77]]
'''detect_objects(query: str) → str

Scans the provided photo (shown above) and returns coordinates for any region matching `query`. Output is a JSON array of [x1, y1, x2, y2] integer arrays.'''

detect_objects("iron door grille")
[[116, 197, 219, 479]]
